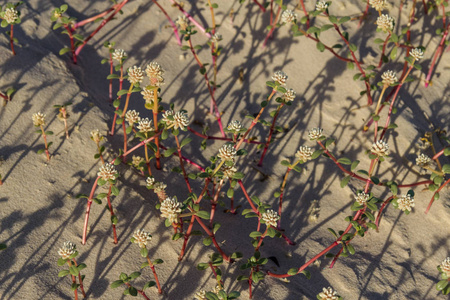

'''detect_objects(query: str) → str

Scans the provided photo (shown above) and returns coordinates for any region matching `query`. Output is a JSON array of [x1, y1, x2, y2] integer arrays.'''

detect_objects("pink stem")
[[425, 177, 450, 214], [10, 24, 15, 55], [151, 0, 182, 45], [425, 26, 449, 87], [252, 0, 266, 12], [188, 127, 262, 144], [258, 104, 283, 166], [168, 0, 211, 37], [82, 177, 100, 244]]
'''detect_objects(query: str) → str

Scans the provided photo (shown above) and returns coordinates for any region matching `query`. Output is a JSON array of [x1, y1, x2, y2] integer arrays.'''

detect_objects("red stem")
[[110, 66, 124, 136], [425, 177, 450, 214], [168, 0, 211, 38], [151, 0, 182, 45], [188, 127, 262, 144], [425, 25, 449, 87], [252, 0, 266, 12], [174, 135, 192, 192], [238, 180, 260, 214], [375, 196, 394, 228], [106, 185, 118, 244], [63, 24, 77, 64], [82, 177, 99, 244], [109, 53, 113, 102], [358, 0, 370, 27], [377, 33, 391, 68], [10, 24, 15, 55], [194, 215, 232, 262], [298, 0, 310, 28], [124, 283, 150, 300], [262, 6, 282, 48], [72, 258, 87, 297], [258, 104, 283, 166]]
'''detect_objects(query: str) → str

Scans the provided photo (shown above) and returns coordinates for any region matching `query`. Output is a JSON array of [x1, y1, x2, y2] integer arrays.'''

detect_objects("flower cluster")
[[262, 210, 280, 227], [318, 287, 339, 300], [218, 144, 236, 161], [409, 48, 424, 61], [58, 241, 76, 260], [371, 140, 390, 156], [376, 14, 394, 33], [160, 197, 182, 223], [440, 257, 450, 277], [32, 112, 46, 127], [211, 33, 223, 44], [355, 192, 369, 205], [308, 127, 323, 140], [396, 194, 415, 212], [272, 71, 288, 86], [282, 88, 296, 103], [146, 61, 165, 87], [131, 156, 144, 168], [162, 110, 189, 130], [194, 290, 207, 300], [281, 10, 297, 24], [369, 0, 388, 11], [416, 153, 431, 167], [112, 49, 126, 61], [176, 15, 188, 29], [97, 164, 117, 181], [128, 66, 144, 84], [295, 146, 313, 162], [132, 229, 152, 248], [125, 110, 141, 125], [4, 8, 18, 24], [137, 118, 154, 133], [227, 120, 242, 133], [146, 176, 155, 187], [315, 1, 328, 11], [381, 70, 397, 86], [90, 129, 103, 143], [141, 87, 155, 107], [220, 163, 237, 179]]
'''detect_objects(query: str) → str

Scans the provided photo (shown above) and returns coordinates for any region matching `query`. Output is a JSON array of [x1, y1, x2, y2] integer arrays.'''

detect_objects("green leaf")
[[340, 176, 351, 188], [77, 263, 87, 271], [328, 15, 338, 24], [180, 137, 192, 148], [351, 160, 360, 171], [140, 247, 148, 258], [311, 149, 324, 159], [347, 244, 355, 255], [249, 231, 262, 238], [129, 286, 138, 296], [69, 265, 79, 276], [117, 89, 128, 96], [436, 279, 449, 291], [338, 16, 351, 24], [390, 46, 398, 60], [110, 279, 124, 288], [143, 281, 156, 290], [327, 228, 338, 238], [337, 157, 351, 165], [301, 270, 311, 279], [163, 147, 177, 157], [129, 272, 141, 280], [196, 210, 210, 220], [111, 185, 119, 196], [227, 188, 234, 198], [203, 237, 212, 246], [58, 270, 70, 277], [280, 160, 290, 167], [306, 26, 321, 35], [371, 176, 380, 185], [212, 222, 221, 234], [325, 138, 335, 148], [316, 41, 325, 52], [59, 47, 71, 55], [107, 74, 120, 80], [442, 164, 450, 174], [287, 268, 298, 275]]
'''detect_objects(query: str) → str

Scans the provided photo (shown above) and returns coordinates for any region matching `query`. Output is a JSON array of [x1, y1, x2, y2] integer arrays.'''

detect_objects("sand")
[[0, 0, 449, 299]]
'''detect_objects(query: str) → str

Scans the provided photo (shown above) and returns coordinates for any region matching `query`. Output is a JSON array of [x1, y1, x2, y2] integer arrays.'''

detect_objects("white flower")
[[409, 48, 424, 61], [227, 120, 242, 133], [97, 164, 117, 181], [381, 70, 397, 86], [154, 182, 167, 194], [281, 10, 297, 24], [32, 112, 46, 127], [141, 87, 155, 106], [4, 8, 18, 24], [282, 88, 296, 103], [90, 129, 103, 143], [369, 0, 388, 11], [440, 257, 450, 277], [137, 118, 154, 133], [112, 49, 126, 61], [262, 210, 280, 227], [176, 15, 188, 28], [125, 110, 141, 125], [355, 192, 369, 205], [132, 156, 144, 168], [371, 140, 390, 156], [416, 153, 431, 167], [194, 290, 207, 300], [146, 177, 155, 187], [132, 229, 152, 248], [272, 71, 288, 86], [128, 66, 144, 84], [308, 127, 323, 140], [218, 144, 236, 161], [315, 1, 329, 11], [318, 287, 339, 300], [220, 163, 237, 179], [295, 146, 313, 162], [397, 194, 415, 212], [146, 62, 165, 87], [160, 197, 182, 223], [377, 14, 394, 33], [211, 33, 223, 44], [58, 241, 76, 260], [172, 111, 189, 130]]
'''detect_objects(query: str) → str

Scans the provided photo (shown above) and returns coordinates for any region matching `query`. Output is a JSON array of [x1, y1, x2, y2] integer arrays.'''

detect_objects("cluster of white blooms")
[[220, 163, 237, 179], [160, 197, 182, 223], [194, 290, 207, 300], [132, 229, 152, 248], [355, 192, 370, 205], [282, 88, 296, 103], [440, 257, 450, 277], [90, 129, 103, 143], [146, 176, 155, 187], [318, 287, 339, 300], [281, 10, 297, 24], [218, 144, 237, 161], [262, 210, 280, 227], [211, 33, 223, 44], [141, 87, 155, 106], [176, 15, 188, 28], [112, 49, 126, 61], [162, 110, 189, 130], [146, 61, 165, 87], [416, 153, 431, 167], [58, 241, 76, 260], [4, 8, 18, 24], [381, 70, 397, 86], [97, 164, 117, 181], [137, 118, 154, 133], [128, 66, 144, 84], [377, 14, 394, 32], [295, 146, 313, 162], [409, 48, 424, 61], [315, 1, 328, 11], [371, 140, 390, 156], [227, 120, 242, 133], [32, 112, 46, 127], [308, 127, 323, 140], [212, 285, 224, 295], [397, 194, 415, 212], [369, 0, 388, 11], [125, 110, 141, 125], [154, 182, 167, 194], [272, 71, 288, 86], [132, 156, 144, 168]]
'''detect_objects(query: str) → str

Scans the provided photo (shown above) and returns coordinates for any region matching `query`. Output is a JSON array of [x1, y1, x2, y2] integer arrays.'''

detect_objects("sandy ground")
[[0, 0, 449, 299]]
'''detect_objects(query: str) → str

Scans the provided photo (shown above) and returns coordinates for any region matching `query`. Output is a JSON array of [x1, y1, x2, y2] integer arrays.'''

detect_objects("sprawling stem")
[[168, 0, 211, 37], [425, 177, 450, 214], [110, 65, 124, 136], [145, 254, 162, 294], [150, 0, 181, 45], [258, 103, 284, 166], [425, 24, 449, 87], [194, 215, 232, 262], [174, 135, 192, 192], [10, 24, 15, 55], [67, 260, 79, 300], [262, 3, 282, 48], [82, 177, 99, 244], [106, 185, 118, 244], [124, 283, 150, 300], [72, 258, 87, 297], [39, 125, 51, 161], [152, 91, 161, 169], [188, 127, 262, 144]]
